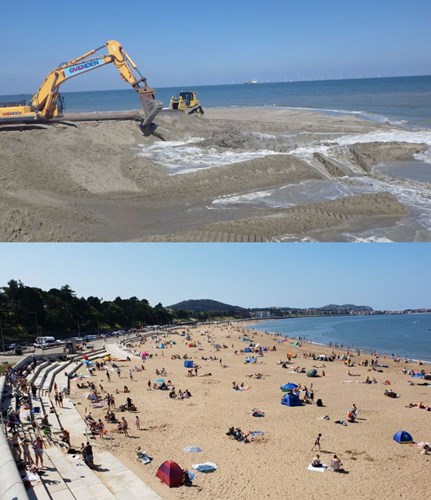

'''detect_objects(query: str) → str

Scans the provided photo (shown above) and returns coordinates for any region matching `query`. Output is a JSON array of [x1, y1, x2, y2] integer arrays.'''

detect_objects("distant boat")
[[244, 78, 258, 84]]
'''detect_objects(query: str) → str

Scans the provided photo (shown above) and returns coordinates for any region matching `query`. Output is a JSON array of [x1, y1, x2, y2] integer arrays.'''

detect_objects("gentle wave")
[[138, 139, 280, 174]]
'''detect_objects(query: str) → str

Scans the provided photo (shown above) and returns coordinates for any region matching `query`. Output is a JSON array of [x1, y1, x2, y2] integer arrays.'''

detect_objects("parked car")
[[7, 343, 23, 355]]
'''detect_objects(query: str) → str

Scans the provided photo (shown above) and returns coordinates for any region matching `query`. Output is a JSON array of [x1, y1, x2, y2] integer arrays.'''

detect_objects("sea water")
[[248, 314, 431, 362], [2, 75, 431, 128]]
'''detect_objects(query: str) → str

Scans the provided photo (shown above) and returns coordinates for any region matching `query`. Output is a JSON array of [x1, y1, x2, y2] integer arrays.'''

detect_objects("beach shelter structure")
[[307, 369, 318, 378], [281, 383, 298, 392], [393, 430, 414, 444], [317, 354, 329, 361], [244, 347, 252, 353], [156, 460, 184, 487], [281, 393, 302, 407], [184, 360, 194, 368]]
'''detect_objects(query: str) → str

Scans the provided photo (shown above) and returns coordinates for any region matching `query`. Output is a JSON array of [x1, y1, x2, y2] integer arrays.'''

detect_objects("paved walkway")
[[53, 354, 161, 500]]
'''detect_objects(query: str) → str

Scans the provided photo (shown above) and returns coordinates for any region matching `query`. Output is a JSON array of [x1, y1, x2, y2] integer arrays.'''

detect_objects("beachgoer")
[[330, 454, 342, 471], [33, 436, 45, 467], [311, 433, 322, 452], [121, 417, 129, 437], [135, 415, 141, 430], [82, 442, 94, 468], [22, 439, 33, 466], [61, 428, 71, 447], [10, 432, 22, 461], [311, 454, 322, 467]]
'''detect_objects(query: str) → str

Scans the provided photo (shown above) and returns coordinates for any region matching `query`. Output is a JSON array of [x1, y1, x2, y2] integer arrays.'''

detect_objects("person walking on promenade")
[[33, 435, 45, 468]]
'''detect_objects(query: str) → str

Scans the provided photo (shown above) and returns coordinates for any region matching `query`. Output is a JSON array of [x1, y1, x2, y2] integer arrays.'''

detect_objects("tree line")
[[0, 280, 178, 341]]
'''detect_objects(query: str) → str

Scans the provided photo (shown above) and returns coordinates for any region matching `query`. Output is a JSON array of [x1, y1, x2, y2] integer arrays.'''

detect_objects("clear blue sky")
[[0, 243, 429, 311], [1, 0, 430, 94]]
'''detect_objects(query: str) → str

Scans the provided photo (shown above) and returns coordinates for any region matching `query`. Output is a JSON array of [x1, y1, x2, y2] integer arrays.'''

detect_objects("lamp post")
[[0, 313, 5, 353]]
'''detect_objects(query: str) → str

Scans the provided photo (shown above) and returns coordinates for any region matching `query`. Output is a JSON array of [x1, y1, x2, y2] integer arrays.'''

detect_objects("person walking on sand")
[[135, 415, 141, 431], [311, 433, 322, 452], [122, 417, 129, 437]]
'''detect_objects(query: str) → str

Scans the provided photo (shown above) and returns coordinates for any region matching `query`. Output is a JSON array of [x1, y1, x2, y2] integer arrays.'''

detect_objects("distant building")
[[253, 310, 272, 319]]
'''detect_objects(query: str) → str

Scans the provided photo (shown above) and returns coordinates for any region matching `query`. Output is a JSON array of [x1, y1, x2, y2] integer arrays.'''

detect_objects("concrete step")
[[45, 447, 116, 500], [92, 450, 161, 500]]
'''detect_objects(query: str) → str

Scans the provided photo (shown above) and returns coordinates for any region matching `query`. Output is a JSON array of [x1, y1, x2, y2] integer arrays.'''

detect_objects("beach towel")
[[183, 445, 203, 453], [24, 472, 41, 484], [138, 453, 152, 464], [308, 463, 327, 472], [250, 431, 265, 437], [192, 462, 218, 472], [92, 401, 108, 408]]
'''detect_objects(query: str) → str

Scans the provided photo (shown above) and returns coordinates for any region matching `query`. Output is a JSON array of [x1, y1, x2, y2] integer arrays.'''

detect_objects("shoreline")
[[246, 316, 431, 364]]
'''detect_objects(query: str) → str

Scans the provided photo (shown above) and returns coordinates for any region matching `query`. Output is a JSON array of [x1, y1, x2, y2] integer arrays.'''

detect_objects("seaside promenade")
[[0, 338, 161, 500]]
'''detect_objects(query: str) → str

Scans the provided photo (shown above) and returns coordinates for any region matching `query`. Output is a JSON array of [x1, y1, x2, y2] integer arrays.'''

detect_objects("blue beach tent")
[[393, 430, 413, 444], [184, 360, 194, 368], [281, 393, 302, 407], [244, 347, 252, 353]]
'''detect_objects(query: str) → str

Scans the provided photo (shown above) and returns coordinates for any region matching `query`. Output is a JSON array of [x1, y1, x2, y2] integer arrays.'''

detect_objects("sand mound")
[[0, 108, 428, 241], [199, 127, 288, 152]]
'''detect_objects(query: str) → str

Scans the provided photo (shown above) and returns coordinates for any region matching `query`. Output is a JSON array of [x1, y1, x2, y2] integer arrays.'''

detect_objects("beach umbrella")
[[141, 352, 149, 358], [281, 383, 298, 392]]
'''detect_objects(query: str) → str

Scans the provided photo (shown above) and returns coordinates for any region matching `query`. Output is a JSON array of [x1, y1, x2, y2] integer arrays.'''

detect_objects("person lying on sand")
[[384, 389, 399, 398]]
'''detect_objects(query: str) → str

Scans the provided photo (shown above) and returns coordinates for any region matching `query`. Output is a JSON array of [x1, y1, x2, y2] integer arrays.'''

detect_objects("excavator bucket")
[[138, 89, 163, 133]]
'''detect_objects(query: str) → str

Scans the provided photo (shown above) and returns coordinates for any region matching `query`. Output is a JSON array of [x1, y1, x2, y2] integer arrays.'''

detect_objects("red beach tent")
[[156, 460, 184, 487]]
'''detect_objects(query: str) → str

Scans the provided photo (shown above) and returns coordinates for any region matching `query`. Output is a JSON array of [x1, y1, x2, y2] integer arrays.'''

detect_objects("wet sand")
[[0, 108, 428, 241], [69, 323, 431, 500]]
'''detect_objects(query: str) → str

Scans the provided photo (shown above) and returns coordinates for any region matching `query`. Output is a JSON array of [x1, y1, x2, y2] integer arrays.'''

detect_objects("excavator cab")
[[169, 91, 204, 115]]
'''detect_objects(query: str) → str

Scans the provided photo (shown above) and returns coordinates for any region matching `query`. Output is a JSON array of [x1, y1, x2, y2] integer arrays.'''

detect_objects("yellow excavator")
[[0, 40, 162, 132], [169, 91, 204, 115]]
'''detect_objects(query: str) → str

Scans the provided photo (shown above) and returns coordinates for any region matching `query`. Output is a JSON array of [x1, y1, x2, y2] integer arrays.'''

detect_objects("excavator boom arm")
[[30, 40, 161, 125]]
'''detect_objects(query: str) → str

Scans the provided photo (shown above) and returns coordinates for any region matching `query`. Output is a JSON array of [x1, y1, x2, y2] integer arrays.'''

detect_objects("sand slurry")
[[0, 108, 428, 241], [69, 323, 431, 500]]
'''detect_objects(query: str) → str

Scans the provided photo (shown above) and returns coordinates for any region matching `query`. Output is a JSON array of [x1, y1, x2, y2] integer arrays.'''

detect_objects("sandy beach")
[[0, 108, 429, 242], [68, 323, 431, 499]]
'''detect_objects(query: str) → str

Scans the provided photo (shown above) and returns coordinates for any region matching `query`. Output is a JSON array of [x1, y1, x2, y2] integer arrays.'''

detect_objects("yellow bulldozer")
[[169, 91, 204, 115]]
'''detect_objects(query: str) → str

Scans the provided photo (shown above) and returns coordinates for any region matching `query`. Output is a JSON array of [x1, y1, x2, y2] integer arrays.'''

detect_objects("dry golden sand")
[[70, 324, 430, 499]]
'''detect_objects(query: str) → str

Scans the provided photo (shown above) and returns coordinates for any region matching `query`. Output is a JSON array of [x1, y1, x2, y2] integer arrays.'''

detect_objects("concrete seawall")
[[0, 374, 30, 500]]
